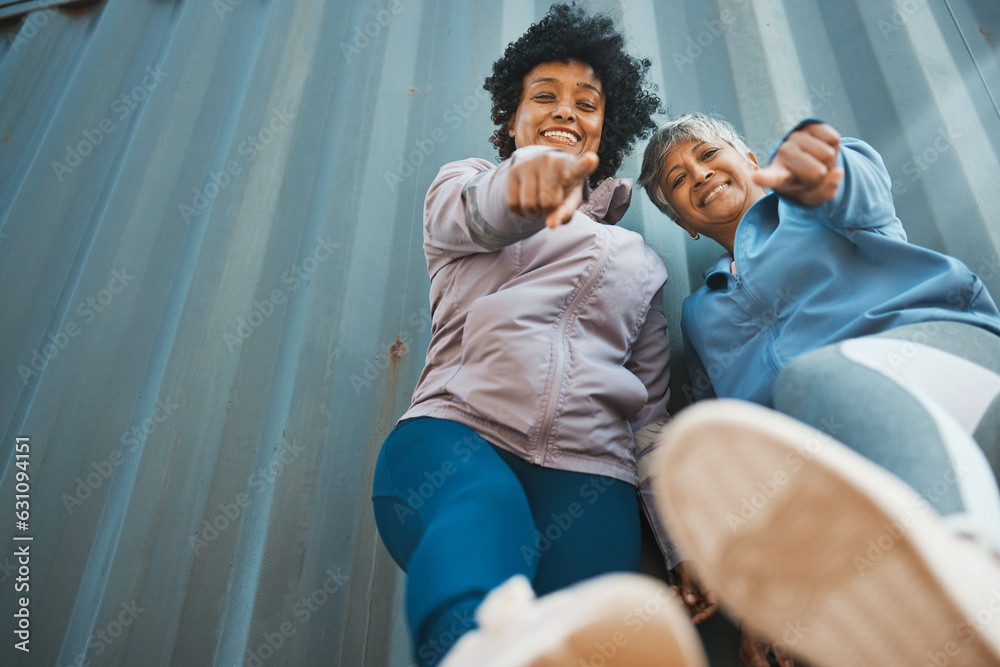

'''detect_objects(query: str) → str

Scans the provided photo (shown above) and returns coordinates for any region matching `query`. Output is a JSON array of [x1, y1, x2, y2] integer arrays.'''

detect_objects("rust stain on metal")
[[389, 336, 408, 363], [377, 334, 409, 431], [981, 25, 993, 43], [62, 0, 107, 16]]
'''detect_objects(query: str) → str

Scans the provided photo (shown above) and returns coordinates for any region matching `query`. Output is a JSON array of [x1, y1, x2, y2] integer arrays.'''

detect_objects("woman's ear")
[[508, 114, 516, 138], [747, 151, 760, 168], [675, 220, 695, 238]]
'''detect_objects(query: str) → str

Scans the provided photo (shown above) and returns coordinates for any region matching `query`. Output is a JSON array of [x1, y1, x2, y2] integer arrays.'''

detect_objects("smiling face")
[[660, 138, 766, 248], [507, 59, 605, 157]]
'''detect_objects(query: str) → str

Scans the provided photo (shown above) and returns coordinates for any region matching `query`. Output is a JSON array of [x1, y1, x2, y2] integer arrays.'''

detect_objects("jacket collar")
[[704, 253, 735, 289], [579, 177, 632, 225]]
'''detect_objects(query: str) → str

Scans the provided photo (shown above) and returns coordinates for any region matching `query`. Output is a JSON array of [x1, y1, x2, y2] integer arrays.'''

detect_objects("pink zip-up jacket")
[[400, 146, 680, 567]]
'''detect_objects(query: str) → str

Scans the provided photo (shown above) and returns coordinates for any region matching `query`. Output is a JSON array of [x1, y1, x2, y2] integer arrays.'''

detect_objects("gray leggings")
[[773, 321, 1000, 527]]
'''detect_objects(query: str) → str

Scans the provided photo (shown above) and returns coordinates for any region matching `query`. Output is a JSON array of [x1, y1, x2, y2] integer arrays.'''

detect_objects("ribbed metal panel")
[[0, 1, 996, 666], [0, 2, 85, 22]]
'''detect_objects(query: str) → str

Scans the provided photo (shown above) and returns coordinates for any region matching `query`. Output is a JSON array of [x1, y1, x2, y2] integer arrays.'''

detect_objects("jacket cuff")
[[768, 118, 826, 161], [635, 420, 685, 570], [461, 146, 557, 249], [639, 481, 684, 570]]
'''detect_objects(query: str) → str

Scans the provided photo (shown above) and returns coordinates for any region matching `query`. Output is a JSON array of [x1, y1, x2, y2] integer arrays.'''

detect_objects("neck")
[[714, 193, 765, 254], [714, 230, 735, 256]]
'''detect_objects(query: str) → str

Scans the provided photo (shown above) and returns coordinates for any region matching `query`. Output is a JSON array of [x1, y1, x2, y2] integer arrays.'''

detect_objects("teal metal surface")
[[0, 0, 997, 665], [0, 1, 101, 22]]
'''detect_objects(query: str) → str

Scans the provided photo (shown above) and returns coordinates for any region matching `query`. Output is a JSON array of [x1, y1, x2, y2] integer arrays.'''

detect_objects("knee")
[[773, 347, 843, 412]]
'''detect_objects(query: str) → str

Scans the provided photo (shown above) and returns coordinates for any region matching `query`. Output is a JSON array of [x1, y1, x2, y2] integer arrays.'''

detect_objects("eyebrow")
[[528, 77, 602, 96], [665, 141, 706, 181]]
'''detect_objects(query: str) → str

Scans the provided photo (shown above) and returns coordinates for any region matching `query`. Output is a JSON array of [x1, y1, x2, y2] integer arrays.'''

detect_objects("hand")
[[739, 627, 796, 667], [669, 561, 718, 624], [505, 150, 599, 228], [752, 122, 843, 207]]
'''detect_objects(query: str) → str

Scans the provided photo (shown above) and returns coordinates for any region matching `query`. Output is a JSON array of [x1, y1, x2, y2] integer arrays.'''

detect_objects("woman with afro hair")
[[371, 4, 711, 666]]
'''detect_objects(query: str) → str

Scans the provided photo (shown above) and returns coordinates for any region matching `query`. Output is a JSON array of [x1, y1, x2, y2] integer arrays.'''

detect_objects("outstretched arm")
[[506, 150, 599, 228], [424, 147, 599, 275], [751, 121, 901, 238], [753, 122, 843, 207]]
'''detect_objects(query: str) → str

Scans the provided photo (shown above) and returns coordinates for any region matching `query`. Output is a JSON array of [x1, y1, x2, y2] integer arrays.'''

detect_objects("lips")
[[541, 127, 581, 144], [700, 181, 730, 207]]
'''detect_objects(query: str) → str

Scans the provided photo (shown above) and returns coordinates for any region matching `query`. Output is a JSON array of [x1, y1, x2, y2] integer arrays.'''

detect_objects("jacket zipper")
[[735, 275, 781, 362], [733, 221, 779, 349], [532, 229, 613, 465], [732, 200, 781, 370]]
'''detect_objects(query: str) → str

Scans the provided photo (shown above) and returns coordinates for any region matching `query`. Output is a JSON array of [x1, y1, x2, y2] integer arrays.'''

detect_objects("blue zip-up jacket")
[[681, 135, 1000, 406]]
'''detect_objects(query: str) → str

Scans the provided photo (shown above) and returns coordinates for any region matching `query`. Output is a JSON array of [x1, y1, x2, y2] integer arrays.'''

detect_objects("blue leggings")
[[774, 322, 1000, 530], [371, 417, 640, 667]]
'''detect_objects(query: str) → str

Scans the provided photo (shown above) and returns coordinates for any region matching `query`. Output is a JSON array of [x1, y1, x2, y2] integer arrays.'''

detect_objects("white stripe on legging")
[[841, 337, 1000, 550]]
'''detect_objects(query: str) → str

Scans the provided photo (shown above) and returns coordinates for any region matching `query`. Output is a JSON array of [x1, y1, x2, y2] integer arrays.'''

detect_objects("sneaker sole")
[[441, 573, 708, 667], [653, 399, 1000, 667]]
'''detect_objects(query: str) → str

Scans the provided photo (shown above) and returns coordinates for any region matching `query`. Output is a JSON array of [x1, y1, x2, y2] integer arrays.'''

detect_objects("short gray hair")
[[638, 113, 753, 223]]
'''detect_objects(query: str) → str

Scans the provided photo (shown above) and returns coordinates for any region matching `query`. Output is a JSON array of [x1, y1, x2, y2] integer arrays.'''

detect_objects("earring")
[[690, 232, 700, 240]]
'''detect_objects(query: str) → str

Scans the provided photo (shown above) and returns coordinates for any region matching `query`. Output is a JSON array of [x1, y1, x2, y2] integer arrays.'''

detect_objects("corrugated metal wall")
[[0, 0, 996, 665]]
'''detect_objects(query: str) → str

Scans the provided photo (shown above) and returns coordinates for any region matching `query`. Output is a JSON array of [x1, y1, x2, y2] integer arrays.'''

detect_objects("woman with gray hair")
[[640, 113, 756, 231], [638, 113, 1000, 667]]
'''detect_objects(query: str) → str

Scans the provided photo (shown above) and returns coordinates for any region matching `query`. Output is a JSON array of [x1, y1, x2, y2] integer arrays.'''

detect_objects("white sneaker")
[[439, 572, 708, 666], [652, 399, 1000, 667]]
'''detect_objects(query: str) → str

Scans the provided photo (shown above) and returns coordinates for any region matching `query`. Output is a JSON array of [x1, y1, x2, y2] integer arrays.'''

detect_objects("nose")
[[692, 163, 714, 188], [552, 98, 575, 121]]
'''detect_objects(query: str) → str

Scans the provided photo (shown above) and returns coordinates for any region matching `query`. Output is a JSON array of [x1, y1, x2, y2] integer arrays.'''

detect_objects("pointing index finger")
[[565, 151, 599, 184], [752, 163, 793, 189]]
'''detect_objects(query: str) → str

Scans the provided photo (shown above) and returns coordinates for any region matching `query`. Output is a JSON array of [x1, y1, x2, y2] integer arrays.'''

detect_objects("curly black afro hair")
[[484, 2, 663, 185]]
